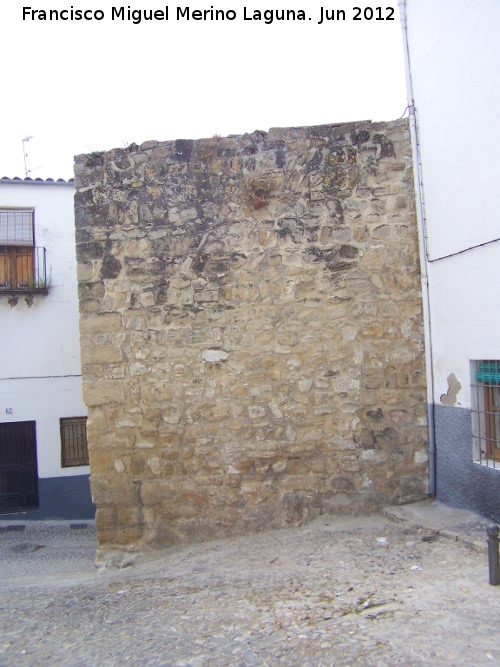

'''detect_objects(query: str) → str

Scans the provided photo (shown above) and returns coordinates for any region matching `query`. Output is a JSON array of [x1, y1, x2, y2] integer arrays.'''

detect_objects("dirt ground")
[[1, 512, 499, 666]]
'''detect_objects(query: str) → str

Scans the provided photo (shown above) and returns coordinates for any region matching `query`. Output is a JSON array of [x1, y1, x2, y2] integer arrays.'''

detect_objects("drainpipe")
[[398, 0, 436, 496]]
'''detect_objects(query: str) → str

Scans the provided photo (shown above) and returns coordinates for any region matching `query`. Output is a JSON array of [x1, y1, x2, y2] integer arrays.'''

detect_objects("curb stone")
[[383, 501, 490, 554]]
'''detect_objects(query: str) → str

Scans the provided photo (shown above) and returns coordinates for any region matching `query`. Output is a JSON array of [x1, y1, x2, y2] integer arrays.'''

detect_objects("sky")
[[1, 1, 408, 180]]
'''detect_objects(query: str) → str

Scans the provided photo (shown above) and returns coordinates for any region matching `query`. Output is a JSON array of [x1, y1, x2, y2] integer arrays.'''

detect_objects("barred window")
[[471, 361, 500, 467], [60, 417, 89, 467], [0, 209, 34, 246], [0, 209, 35, 291]]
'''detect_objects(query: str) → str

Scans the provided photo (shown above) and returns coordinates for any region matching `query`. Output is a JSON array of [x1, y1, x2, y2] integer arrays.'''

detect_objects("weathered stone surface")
[[82, 380, 126, 407], [75, 119, 428, 553]]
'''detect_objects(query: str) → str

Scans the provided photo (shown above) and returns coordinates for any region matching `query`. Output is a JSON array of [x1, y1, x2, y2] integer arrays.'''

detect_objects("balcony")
[[0, 246, 49, 305]]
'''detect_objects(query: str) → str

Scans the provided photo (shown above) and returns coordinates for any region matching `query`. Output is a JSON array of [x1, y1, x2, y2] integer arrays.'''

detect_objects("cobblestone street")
[[1, 505, 499, 666]]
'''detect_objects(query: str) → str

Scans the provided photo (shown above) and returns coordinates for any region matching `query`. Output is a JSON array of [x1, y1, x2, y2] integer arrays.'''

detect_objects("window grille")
[[471, 361, 500, 468], [0, 209, 34, 246], [60, 417, 89, 467]]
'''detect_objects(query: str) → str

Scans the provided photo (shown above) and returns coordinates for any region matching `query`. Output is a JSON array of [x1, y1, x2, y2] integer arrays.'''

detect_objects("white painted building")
[[0, 177, 93, 519], [400, 0, 500, 519]]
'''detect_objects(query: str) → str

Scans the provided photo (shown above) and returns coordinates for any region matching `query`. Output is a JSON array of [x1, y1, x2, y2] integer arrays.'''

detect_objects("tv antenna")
[[22, 136, 43, 178]]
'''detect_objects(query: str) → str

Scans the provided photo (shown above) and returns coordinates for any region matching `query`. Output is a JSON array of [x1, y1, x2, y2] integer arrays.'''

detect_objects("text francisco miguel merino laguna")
[[22, 6, 375, 25]]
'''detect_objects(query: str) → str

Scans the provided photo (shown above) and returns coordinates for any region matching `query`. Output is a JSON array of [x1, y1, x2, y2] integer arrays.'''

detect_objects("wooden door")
[[0, 421, 39, 513]]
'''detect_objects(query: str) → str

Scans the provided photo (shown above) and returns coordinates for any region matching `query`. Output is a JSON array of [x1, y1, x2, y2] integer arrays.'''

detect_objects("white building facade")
[[400, 0, 500, 519], [0, 177, 93, 519]]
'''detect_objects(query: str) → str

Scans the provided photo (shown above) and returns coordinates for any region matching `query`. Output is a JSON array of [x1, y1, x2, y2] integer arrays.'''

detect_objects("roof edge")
[[0, 176, 74, 186]]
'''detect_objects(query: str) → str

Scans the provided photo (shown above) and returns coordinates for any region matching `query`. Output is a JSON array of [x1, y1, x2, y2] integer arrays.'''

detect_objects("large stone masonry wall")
[[74, 118, 428, 553]]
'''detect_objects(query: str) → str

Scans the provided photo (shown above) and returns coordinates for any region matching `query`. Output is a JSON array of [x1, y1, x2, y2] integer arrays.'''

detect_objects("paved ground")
[[1, 501, 499, 666]]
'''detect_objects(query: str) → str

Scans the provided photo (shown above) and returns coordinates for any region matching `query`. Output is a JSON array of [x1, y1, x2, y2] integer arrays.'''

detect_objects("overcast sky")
[[1, 1, 407, 180]]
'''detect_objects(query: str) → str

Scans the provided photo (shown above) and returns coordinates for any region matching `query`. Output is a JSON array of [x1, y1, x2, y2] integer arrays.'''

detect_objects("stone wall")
[[74, 118, 428, 553]]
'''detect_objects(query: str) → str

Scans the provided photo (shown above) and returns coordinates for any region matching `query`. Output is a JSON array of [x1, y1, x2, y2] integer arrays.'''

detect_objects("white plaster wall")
[[427, 243, 500, 408], [406, 0, 500, 258], [0, 377, 87, 478], [0, 181, 88, 478], [405, 0, 500, 409], [0, 182, 82, 376]]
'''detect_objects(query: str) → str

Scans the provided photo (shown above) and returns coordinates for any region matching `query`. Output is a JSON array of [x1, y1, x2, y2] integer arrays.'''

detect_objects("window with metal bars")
[[60, 417, 89, 467], [471, 361, 500, 468], [0, 209, 48, 293]]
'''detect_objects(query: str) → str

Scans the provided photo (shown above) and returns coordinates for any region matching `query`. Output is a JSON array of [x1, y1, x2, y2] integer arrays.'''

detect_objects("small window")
[[60, 417, 89, 467], [471, 361, 500, 467]]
